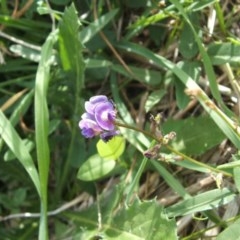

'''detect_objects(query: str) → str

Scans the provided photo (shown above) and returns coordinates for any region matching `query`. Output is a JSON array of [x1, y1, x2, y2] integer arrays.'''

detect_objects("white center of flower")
[[101, 111, 108, 121]]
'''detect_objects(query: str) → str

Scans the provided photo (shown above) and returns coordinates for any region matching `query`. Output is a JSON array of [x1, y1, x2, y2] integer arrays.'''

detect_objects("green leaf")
[[10, 44, 41, 62], [0, 15, 50, 31], [216, 218, 240, 240], [163, 116, 226, 155], [85, 58, 112, 68], [58, 3, 85, 89], [145, 89, 166, 113], [0, 110, 40, 195], [151, 160, 190, 199], [0, 90, 34, 151], [188, 0, 217, 12], [4, 139, 34, 161], [77, 154, 116, 181], [174, 61, 201, 109], [166, 188, 236, 217], [106, 199, 178, 240], [80, 9, 119, 44], [207, 42, 240, 65], [58, 3, 86, 197], [125, 4, 174, 40], [233, 166, 240, 193], [97, 136, 125, 160], [179, 14, 199, 59], [35, 29, 57, 240], [111, 64, 162, 86]]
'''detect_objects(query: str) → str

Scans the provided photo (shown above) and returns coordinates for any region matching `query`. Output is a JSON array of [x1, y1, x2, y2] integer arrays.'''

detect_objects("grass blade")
[[80, 9, 119, 44], [0, 110, 40, 195], [166, 188, 236, 217], [35, 30, 57, 240], [58, 3, 85, 196]]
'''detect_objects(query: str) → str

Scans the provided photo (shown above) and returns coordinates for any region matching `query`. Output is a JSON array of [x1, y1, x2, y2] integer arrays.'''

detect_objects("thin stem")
[[115, 121, 232, 177], [165, 145, 232, 177], [0, 31, 41, 51], [0, 193, 89, 221], [115, 121, 157, 140]]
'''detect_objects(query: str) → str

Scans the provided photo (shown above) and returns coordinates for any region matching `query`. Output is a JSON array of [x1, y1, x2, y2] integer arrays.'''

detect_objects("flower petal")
[[95, 102, 116, 131], [90, 95, 108, 104], [81, 128, 95, 138], [85, 95, 108, 114], [79, 118, 102, 138]]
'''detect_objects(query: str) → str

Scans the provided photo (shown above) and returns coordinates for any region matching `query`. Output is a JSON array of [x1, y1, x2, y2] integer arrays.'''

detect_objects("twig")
[[0, 31, 41, 51], [13, 0, 34, 18], [0, 193, 89, 222]]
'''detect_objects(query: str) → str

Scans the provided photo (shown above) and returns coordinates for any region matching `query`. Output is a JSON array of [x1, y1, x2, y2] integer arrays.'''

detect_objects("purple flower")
[[79, 95, 119, 141]]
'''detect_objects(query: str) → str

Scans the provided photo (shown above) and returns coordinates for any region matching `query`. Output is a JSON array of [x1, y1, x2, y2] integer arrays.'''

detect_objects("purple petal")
[[90, 95, 108, 104], [81, 112, 95, 121], [94, 102, 116, 131], [85, 95, 108, 114], [79, 118, 102, 136], [81, 128, 95, 138]]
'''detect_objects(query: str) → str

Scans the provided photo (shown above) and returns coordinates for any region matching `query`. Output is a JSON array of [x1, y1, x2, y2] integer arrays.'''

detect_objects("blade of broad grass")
[[0, 59, 37, 73], [85, 58, 112, 68], [166, 188, 236, 217], [58, 3, 85, 196], [125, 4, 175, 40], [10, 44, 41, 62], [116, 41, 240, 149], [0, 90, 34, 151], [111, 64, 162, 86], [0, 109, 40, 195], [80, 9, 119, 44], [188, 0, 217, 12], [151, 160, 190, 199], [125, 155, 148, 205], [0, 74, 35, 87], [35, 30, 57, 240], [216, 217, 240, 240], [0, 15, 50, 31], [0, 0, 8, 14]]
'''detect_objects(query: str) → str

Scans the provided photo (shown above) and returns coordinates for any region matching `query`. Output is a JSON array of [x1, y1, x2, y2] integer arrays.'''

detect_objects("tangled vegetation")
[[1, 0, 240, 239]]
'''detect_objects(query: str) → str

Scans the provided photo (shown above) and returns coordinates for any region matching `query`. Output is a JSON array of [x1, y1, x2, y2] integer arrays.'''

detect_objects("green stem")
[[165, 145, 232, 177], [214, 1, 227, 35], [115, 121, 232, 178]]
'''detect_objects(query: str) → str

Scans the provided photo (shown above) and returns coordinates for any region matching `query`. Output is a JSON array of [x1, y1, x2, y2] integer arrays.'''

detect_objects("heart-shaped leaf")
[[97, 136, 125, 160], [77, 154, 116, 181]]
